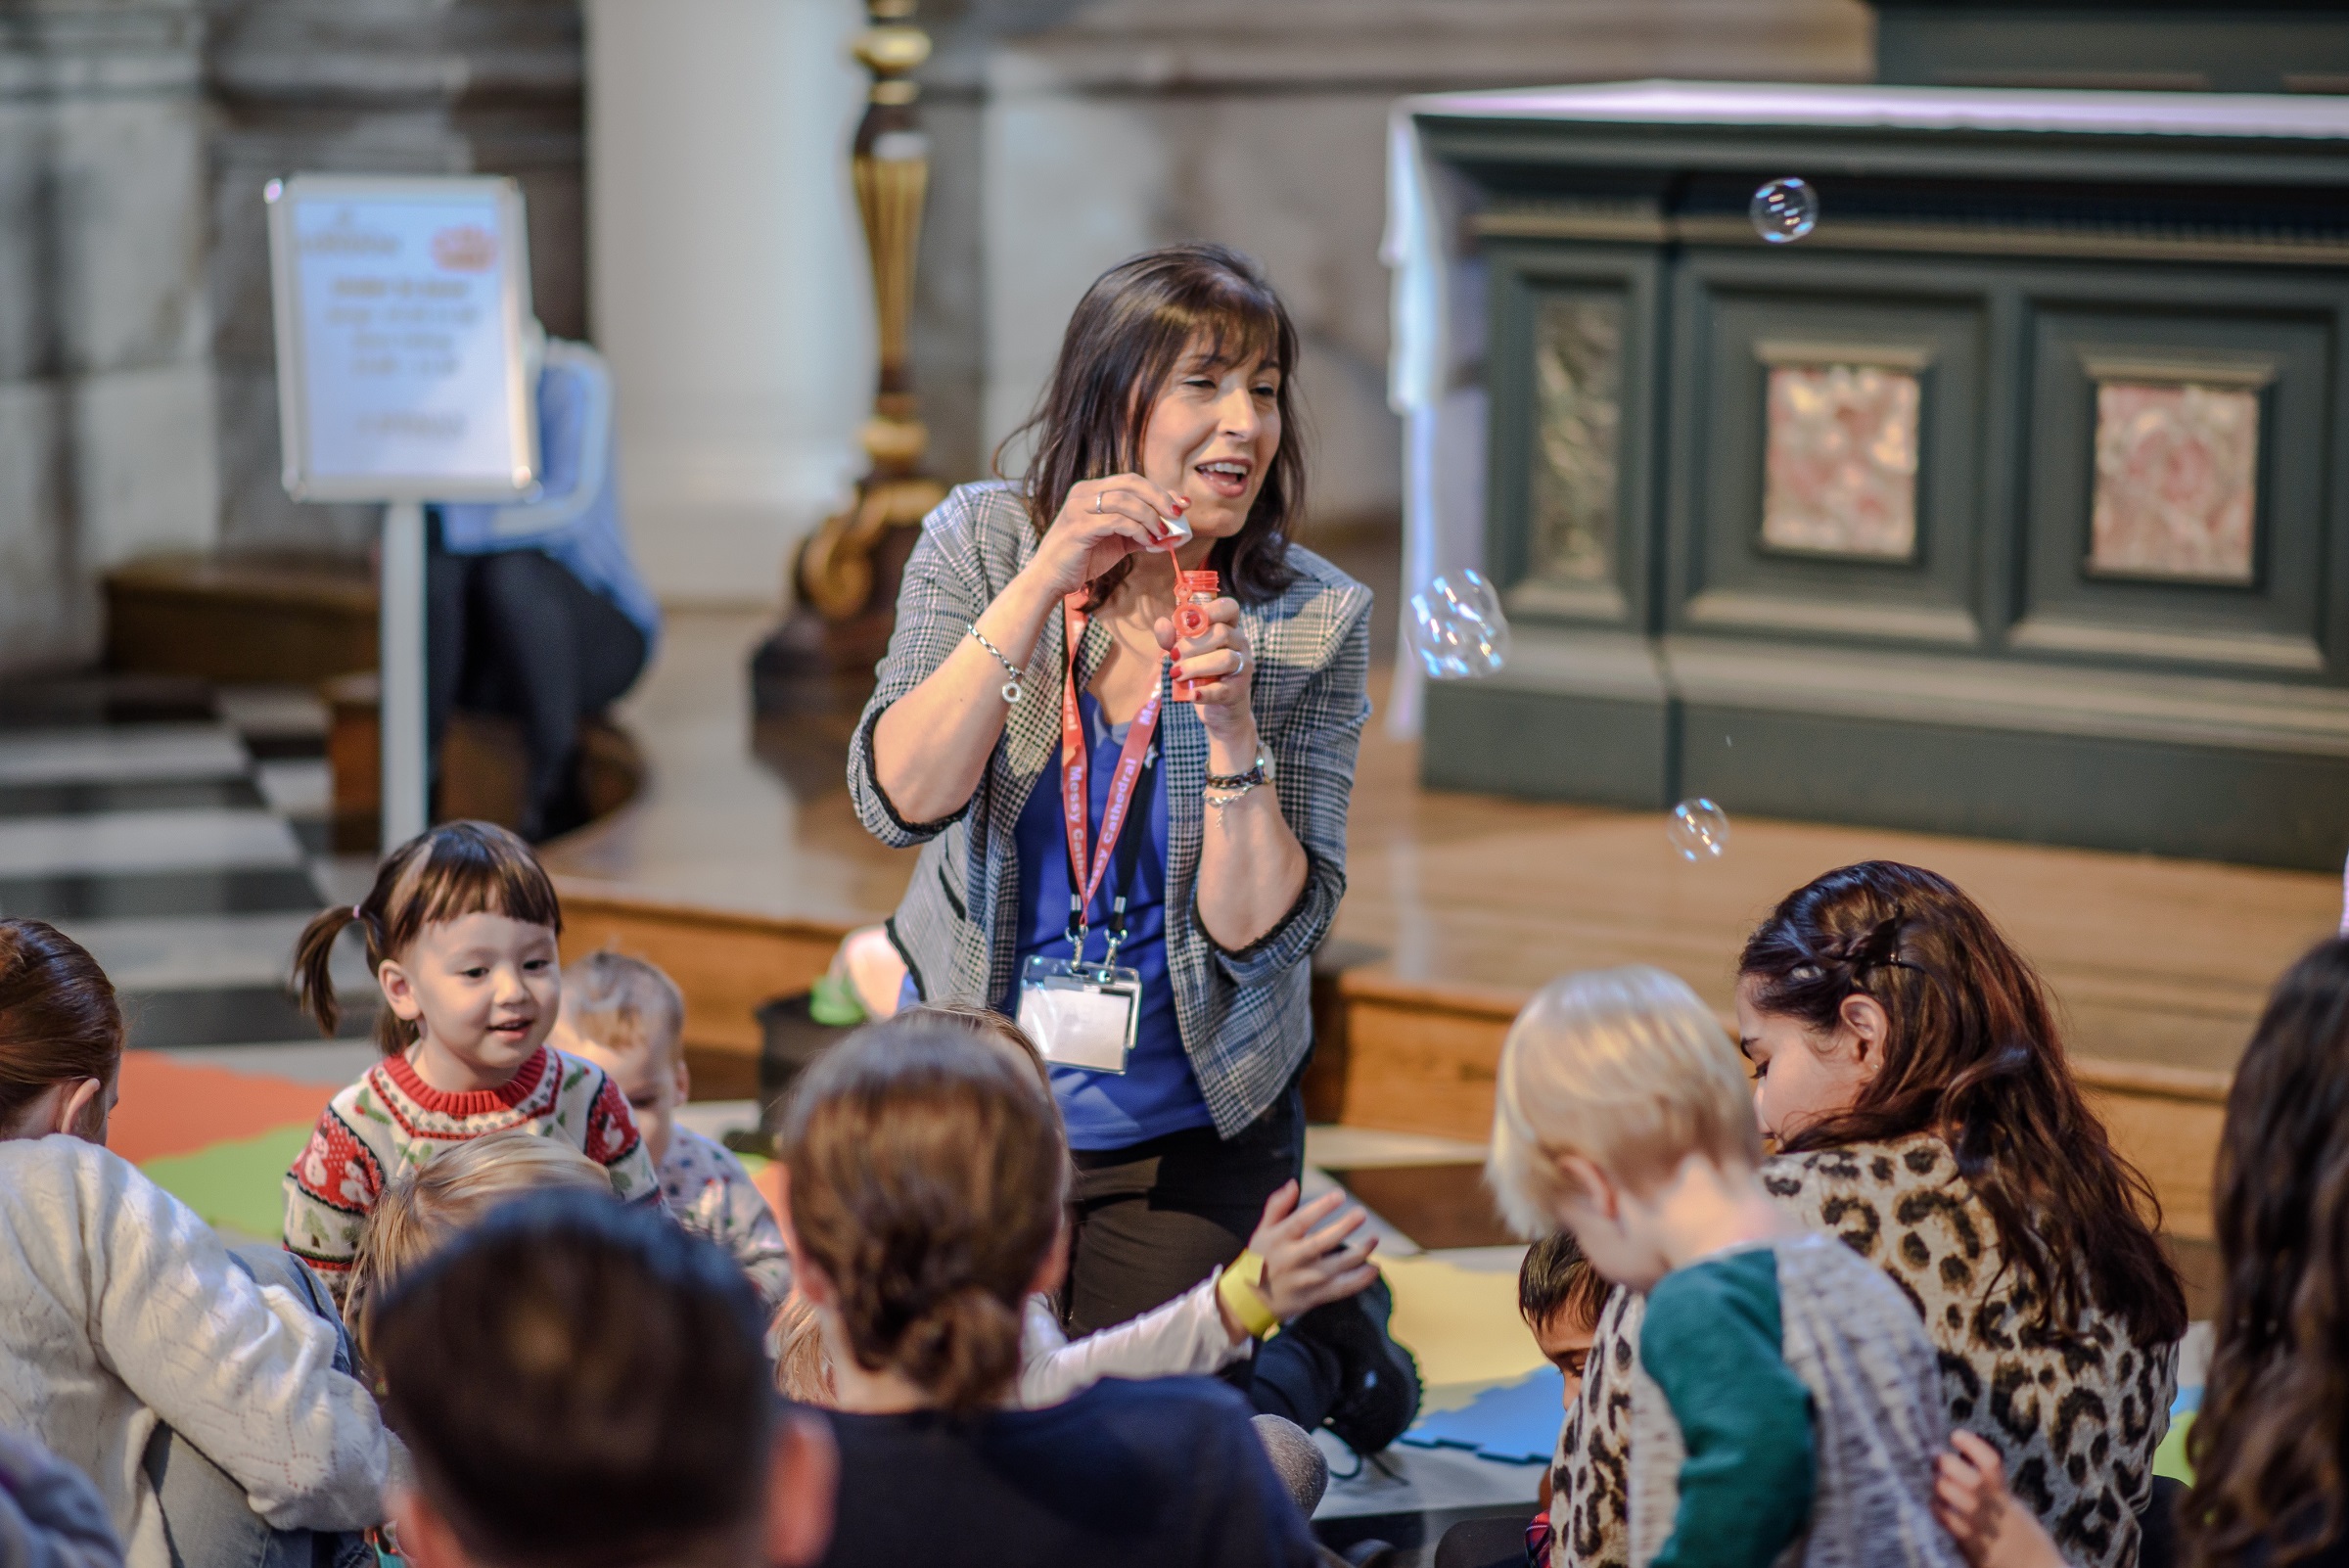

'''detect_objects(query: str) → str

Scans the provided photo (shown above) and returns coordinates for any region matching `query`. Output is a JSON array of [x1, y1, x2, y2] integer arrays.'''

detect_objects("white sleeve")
[[1015, 1275, 1248, 1408], [85, 1152, 392, 1530]]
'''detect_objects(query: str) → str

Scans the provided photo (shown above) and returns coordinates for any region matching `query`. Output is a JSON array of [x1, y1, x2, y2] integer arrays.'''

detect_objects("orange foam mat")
[[111, 1051, 335, 1165]]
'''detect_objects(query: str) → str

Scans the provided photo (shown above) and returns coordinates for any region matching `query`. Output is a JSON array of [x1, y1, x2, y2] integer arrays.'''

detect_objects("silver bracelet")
[[1204, 777, 1262, 821], [968, 624, 1025, 704]]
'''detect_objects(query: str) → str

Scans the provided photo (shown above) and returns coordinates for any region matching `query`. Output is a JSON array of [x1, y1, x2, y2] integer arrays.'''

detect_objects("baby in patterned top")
[[558, 950, 791, 1311]]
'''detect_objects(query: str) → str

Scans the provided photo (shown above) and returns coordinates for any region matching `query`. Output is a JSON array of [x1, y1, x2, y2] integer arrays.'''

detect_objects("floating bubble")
[[1669, 799, 1730, 861], [1407, 570, 1511, 681], [1749, 177, 1819, 245]]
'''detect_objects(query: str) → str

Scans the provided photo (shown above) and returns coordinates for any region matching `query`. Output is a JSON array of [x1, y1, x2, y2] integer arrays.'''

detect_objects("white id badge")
[[1017, 954, 1140, 1074]]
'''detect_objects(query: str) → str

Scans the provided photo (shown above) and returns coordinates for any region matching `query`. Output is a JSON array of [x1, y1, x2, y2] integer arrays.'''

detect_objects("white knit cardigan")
[[0, 1136, 392, 1568]]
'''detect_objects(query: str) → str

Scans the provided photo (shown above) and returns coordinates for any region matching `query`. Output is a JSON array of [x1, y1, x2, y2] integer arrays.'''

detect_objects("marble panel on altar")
[[2089, 381, 2260, 584], [1530, 295, 1623, 586], [1761, 363, 1920, 560]]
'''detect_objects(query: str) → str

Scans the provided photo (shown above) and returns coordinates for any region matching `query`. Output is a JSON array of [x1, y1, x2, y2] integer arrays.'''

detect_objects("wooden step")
[[106, 553, 376, 685], [1310, 962, 2231, 1242], [321, 673, 647, 853]]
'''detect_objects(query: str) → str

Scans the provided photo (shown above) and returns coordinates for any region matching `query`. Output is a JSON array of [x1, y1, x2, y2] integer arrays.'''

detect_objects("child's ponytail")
[[781, 1014, 1066, 1417], [293, 820, 563, 1057]]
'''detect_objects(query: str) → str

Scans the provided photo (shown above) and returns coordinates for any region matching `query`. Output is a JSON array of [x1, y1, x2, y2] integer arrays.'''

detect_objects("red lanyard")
[[1060, 594, 1165, 938]]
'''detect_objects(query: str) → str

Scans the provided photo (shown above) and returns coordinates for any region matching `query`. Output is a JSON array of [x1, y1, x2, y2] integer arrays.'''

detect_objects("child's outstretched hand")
[[1219, 1179, 1380, 1343], [1935, 1432, 2064, 1568]]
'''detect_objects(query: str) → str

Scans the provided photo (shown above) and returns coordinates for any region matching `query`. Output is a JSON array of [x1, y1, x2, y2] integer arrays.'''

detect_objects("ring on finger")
[[1232, 650, 1248, 675], [1093, 490, 1103, 513]]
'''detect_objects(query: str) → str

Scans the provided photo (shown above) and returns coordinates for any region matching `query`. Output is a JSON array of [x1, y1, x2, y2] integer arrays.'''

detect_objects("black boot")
[[1287, 1274, 1421, 1453]]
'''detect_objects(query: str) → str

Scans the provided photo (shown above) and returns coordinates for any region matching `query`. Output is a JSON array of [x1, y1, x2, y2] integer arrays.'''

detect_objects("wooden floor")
[[546, 609, 2336, 1239]]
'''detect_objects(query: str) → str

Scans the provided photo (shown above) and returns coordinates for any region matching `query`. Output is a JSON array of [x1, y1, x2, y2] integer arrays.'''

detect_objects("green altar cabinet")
[[1394, 80, 2349, 870]]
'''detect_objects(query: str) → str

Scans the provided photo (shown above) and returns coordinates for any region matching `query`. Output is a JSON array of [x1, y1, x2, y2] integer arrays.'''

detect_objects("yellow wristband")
[[1219, 1250, 1280, 1340]]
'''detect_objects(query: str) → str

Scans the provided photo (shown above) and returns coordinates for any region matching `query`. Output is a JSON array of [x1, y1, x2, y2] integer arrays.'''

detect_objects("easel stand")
[[379, 499, 429, 853]]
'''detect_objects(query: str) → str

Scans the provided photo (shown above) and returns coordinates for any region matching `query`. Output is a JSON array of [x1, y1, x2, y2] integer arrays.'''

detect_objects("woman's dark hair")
[[997, 241, 1305, 608], [0, 918, 124, 1132], [2188, 938, 2349, 1568], [778, 1014, 1067, 1416], [1739, 860, 2186, 1348], [294, 820, 562, 1055], [373, 1189, 770, 1568]]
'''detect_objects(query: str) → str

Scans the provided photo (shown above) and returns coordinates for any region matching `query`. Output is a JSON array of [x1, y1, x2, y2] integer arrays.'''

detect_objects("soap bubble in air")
[[1749, 178, 1819, 244], [1407, 570, 1511, 680], [1669, 799, 1730, 861]]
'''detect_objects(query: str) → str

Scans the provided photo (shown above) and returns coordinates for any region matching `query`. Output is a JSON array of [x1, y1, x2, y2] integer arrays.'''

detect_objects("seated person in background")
[[0, 1427, 126, 1568], [780, 1014, 1326, 1568], [1433, 1233, 1609, 1568], [556, 951, 791, 1311], [1488, 965, 1960, 1568], [0, 918, 389, 1568], [370, 1189, 835, 1568], [429, 334, 659, 843], [340, 1130, 616, 1365]]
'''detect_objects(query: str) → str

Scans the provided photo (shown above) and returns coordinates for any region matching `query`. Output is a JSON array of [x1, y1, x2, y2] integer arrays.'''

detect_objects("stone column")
[[205, 0, 588, 556], [584, 0, 874, 606], [0, 0, 216, 671]]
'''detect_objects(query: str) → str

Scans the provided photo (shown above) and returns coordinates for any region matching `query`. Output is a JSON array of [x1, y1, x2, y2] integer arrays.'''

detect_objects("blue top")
[[1006, 691, 1213, 1151], [436, 339, 663, 651]]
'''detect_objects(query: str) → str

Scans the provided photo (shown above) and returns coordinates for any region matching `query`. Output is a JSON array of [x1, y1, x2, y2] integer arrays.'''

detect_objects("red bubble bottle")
[[1172, 569, 1219, 702]]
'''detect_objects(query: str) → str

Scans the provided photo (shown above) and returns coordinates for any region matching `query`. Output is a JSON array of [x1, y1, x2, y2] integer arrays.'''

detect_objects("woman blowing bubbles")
[[850, 245, 1414, 1450]]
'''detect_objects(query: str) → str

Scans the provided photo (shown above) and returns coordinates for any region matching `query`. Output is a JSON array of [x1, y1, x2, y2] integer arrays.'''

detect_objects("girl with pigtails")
[[282, 820, 660, 1299]]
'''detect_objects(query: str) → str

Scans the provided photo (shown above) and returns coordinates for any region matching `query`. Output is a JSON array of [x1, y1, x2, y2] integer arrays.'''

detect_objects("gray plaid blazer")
[[848, 481, 1374, 1137]]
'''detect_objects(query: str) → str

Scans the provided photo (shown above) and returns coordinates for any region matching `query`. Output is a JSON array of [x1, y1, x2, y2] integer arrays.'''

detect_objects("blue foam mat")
[[1398, 1365, 1565, 1465]]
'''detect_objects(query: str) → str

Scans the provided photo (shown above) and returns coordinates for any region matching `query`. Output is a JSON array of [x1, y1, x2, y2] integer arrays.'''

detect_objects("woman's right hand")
[[1028, 475, 1189, 599]]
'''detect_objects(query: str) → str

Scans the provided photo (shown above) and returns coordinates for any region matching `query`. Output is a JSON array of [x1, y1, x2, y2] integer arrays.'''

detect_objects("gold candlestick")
[[799, 0, 948, 622]]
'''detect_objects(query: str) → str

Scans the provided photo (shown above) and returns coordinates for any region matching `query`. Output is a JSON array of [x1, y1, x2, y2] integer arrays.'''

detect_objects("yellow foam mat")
[[1377, 1252, 1545, 1395]]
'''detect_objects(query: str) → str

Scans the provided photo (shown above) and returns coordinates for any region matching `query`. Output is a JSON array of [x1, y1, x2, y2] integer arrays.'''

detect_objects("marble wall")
[[0, 0, 216, 670], [934, 0, 1873, 530]]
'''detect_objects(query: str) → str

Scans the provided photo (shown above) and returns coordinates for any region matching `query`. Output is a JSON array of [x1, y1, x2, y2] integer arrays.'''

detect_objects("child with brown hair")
[[283, 820, 661, 1298], [558, 950, 791, 1309], [1489, 964, 1959, 1568], [0, 918, 390, 1568], [781, 1012, 1324, 1567]]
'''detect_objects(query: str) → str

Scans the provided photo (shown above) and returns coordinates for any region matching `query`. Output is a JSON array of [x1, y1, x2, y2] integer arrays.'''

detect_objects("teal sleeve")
[[1640, 1249, 1816, 1568]]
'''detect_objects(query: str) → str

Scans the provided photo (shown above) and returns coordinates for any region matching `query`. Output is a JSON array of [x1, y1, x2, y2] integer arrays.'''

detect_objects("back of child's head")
[[562, 950, 685, 1067], [371, 1188, 771, 1568], [345, 1129, 612, 1359], [1487, 964, 1757, 1237], [778, 1014, 1066, 1416], [294, 820, 561, 1056], [898, 1001, 1054, 1097], [1518, 1230, 1609, 1334], [0, 918, 124, 1137], [1739, 858, 2185, 1350], [2189, 936, 2349, 1568]]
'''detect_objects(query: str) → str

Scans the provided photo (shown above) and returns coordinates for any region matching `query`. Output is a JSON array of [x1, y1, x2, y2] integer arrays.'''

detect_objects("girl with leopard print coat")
[[1549, 863, 2186, 1568]]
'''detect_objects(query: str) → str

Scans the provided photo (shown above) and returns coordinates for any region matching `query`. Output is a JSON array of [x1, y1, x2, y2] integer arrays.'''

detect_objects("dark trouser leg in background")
[[457, 549, 647, 841], [1064, 1086, 1351, 1433], [424, 527, 473, 810]]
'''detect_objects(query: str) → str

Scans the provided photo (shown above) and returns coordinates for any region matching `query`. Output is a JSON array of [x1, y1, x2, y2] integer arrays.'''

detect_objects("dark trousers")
[[426, 536, 647, 841], [1066, 1084, 1345, 1429]]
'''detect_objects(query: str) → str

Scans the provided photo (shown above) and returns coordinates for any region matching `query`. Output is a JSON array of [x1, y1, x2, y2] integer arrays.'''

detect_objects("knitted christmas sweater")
[[282, 1044, 660, 1295]]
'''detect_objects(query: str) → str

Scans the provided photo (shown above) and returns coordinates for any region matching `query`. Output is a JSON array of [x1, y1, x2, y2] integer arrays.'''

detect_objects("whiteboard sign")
[[266, 174, 539, 502]]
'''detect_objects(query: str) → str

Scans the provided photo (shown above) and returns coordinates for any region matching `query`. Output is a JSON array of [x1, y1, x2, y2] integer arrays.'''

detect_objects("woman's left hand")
[[1155, 596, 1255, 740]]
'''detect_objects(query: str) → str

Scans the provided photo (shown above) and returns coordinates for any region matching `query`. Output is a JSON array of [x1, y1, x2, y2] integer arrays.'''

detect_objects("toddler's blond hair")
[[563, 949, 686, 1068], [1487, 965, 1761, 1238], [344, 1130, 613, 1360]]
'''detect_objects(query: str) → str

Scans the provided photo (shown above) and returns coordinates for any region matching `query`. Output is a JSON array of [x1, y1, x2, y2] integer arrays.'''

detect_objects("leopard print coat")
[[1549, 1134, 2177, 1568]]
